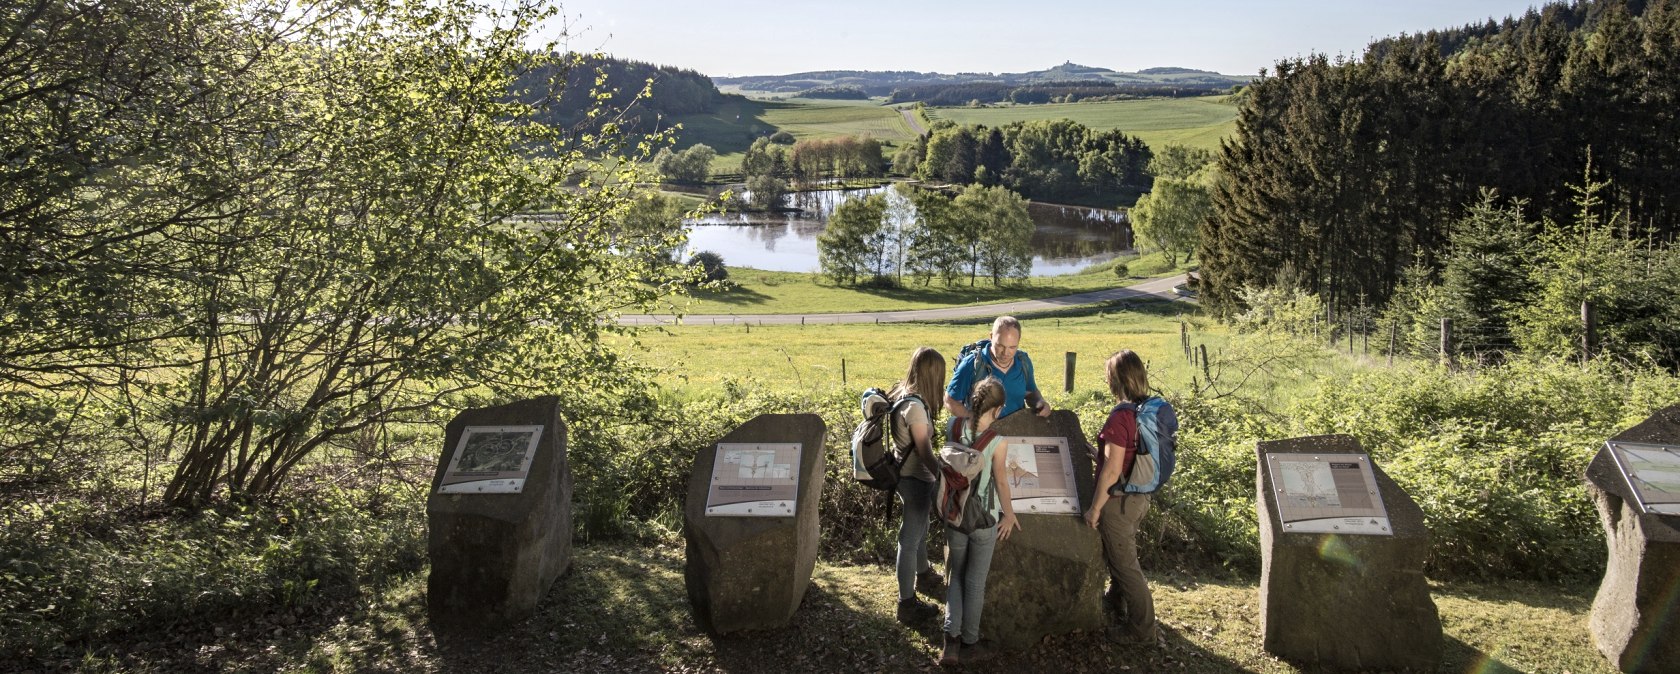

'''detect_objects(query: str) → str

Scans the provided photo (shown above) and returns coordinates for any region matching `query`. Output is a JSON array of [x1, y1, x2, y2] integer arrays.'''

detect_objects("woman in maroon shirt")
[[1084, 349, 1158, 645]]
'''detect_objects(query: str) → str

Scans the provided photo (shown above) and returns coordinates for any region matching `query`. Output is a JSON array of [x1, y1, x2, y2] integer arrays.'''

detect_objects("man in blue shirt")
[[945, 316, 1052, 421]]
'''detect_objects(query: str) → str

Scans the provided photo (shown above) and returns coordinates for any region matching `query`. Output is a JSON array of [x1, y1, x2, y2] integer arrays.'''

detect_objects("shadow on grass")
[[1442, 634, 1525, 673], [688, 284, 774, 307], [925, 297, 1199, 326], [1432, 577, 1597, 612]]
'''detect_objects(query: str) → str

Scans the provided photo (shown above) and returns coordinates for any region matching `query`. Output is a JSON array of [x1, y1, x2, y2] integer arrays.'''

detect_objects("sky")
[[538, 0, 1546, 78]]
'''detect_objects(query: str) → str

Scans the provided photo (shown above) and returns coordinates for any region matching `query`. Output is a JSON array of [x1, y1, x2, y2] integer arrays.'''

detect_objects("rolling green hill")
[[928, 96, 1238, 153]]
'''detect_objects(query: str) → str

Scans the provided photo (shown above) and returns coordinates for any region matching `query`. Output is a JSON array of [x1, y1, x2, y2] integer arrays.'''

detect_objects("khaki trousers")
[[1098, 493, 1154, 638]]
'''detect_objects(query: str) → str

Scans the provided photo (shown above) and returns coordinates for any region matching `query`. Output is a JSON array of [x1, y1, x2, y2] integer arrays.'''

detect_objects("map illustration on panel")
[[1606, 441, 1680, 516], [437, 425, 544, 494], [1266, 452, 1391, 535], [706, 443, 801, 516], [1002, 436, 1080, 514]]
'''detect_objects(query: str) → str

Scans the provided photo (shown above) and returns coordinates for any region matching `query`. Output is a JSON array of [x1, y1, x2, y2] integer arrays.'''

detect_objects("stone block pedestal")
[[1257, 434, 1440, 671], [1587, 404, 1680, 674], [683, 413, 826, 634], [426, 396, 571, 633], [978, 411, 1106, 650]]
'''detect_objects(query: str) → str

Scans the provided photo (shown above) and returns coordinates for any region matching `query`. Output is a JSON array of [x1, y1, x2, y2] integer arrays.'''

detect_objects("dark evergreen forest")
[[1202, 0, 1680, 317], [516, 54, 724, 133]]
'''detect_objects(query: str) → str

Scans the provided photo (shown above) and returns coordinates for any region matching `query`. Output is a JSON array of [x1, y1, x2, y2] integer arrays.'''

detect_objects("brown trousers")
[[1098, 493, 1154, 638]]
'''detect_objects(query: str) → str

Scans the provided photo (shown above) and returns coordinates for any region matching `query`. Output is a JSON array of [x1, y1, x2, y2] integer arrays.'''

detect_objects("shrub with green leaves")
[[1291, 359, 1680, 580]]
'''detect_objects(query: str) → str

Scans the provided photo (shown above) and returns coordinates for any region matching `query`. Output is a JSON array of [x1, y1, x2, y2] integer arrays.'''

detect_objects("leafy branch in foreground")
[[0, 0, 695, 507]]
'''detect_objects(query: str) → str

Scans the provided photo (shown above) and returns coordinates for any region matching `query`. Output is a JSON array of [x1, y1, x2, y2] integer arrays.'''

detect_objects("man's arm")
[[944, 393, 972, 420], [944, 351, 975, 419]]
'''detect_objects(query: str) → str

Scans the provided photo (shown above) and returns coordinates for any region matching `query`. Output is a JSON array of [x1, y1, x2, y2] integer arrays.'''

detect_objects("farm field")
[[669, 97, 919, 173], [927, 96, 1239, 153]]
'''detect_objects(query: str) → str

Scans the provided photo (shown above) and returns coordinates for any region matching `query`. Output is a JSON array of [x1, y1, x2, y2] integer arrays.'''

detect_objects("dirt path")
[[619, 274, 1188, 326], [900, 107, 927, 136]]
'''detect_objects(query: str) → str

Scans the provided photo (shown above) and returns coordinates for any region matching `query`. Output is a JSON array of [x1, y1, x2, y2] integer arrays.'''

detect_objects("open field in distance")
[[927, 96, 1238, 152]]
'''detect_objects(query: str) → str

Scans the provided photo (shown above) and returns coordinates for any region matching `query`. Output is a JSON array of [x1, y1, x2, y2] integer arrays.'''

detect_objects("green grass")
[[927, 96, 1238, 153], [668, 97, 918, 174], [107, 540, 1613, 673], [622, 298, 1350, 418], [664, 250, 1191, 316]]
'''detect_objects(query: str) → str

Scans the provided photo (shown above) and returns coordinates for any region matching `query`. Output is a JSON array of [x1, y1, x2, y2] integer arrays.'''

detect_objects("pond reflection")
[[685, 185, 1133, 276]]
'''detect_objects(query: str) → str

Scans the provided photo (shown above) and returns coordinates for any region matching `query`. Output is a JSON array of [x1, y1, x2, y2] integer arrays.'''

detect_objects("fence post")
[[1388, 321, 1398, 367], [1199, 344, 1211, 383], [1181, 322, 1190, 361], [1440, 318, 1453, 365], [1582, 300, 1596, 363], [841, 358, 847, 385], [1064, 352, 1076, 393]]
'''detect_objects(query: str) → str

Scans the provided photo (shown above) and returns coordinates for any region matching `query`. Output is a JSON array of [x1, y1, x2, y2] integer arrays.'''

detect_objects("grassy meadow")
[[664, 251, 1189, 316], [665, 94, 1238, 174], [927, 96, 1238, 153], [624, 299, 1351, 419]]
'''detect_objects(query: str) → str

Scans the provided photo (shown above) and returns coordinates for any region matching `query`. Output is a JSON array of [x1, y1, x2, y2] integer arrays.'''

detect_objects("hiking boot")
[[1105, 623, 1159, 647], [937, 633, 960, 666], [896, 596, 939, 624], [961, 638, 996, 663], [916, 568, 945, 594]]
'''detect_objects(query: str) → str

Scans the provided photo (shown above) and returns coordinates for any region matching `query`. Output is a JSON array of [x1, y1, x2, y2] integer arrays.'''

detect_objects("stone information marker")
[[1587, 404, 1680, 674], [427, 396, 571, 633], [1257, 434, 1440, 671], [980, 410, 1105, 650], [684, 414, 825, 634]]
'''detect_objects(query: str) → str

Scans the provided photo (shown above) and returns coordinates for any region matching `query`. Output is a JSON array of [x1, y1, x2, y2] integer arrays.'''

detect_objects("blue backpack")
[[1115, 396, 1178, 494]]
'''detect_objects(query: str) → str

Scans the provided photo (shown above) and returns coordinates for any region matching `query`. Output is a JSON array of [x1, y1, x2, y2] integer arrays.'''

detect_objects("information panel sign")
[[706, 442, 802, 517], [437, 425, 544, 494], [1265, 452, 1392, 535], [1605, 441, 1680, 516], [1000, 436, 1081, 514]]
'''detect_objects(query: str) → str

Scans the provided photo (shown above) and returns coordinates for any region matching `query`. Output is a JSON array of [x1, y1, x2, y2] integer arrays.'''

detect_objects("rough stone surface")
[[426, 396, 571, 634], [683, 413, 826, 634], [978, 410, 1106, 651], [1257, 434, 1441, 671], [1587, 404, 1680, 674]]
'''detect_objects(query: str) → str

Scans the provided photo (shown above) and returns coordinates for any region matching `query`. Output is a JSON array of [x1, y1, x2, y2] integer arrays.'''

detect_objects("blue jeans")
[[895, 476, 934, 600], [942, 523, 998, 644]]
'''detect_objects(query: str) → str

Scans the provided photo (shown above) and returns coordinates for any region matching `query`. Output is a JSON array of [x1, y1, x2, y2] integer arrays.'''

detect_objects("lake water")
[[685, 185, 1133, 276]]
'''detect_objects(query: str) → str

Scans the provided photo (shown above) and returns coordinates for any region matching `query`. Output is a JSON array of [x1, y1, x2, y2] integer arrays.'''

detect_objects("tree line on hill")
[[1201, 0, 1680, 367], [884, 81, 1231, 106], [514, 53, 725, 133], [894, 119, 1153, 203]]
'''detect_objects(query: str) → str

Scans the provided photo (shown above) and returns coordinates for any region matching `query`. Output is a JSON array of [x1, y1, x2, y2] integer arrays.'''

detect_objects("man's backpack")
[[935, 429, 999, 534], [849, 388, 924, 490], [1114, 396, 1179, 495]]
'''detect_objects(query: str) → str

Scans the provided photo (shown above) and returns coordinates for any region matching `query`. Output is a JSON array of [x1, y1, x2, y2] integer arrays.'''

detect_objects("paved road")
[[619, 274, 1188, 326]]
